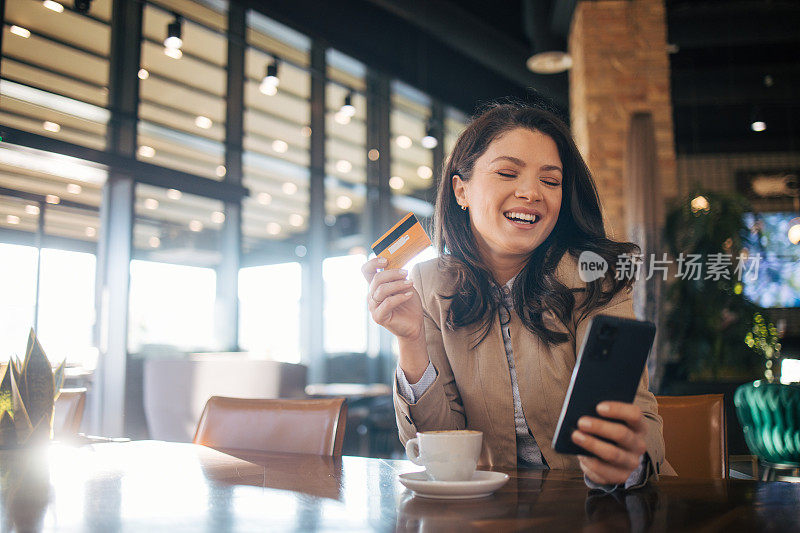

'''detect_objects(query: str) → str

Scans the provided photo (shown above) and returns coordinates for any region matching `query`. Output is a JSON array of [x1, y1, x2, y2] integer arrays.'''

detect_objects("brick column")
[[569, 0, 677, 240]]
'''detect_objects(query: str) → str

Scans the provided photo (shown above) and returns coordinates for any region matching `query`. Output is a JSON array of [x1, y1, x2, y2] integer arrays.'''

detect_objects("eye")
[[542, 178, 561, 186], [496, 172, 517, 178]]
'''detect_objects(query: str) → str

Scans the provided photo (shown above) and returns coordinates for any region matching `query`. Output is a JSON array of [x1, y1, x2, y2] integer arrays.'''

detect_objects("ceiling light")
[[164, 13, 183, 50], [149, 236, 161, 248], [417, 165, 433, 179], [334, 111, 351, 125], [260, 56, 280, 93], [85, 227, 96, 237], [43, 121, 61, 133], [45, 194, 60, 204], [289, 214, 304, 227], [138, 69, 149, 80], [336, 160, 352, 173], [526, 52, 573, 74], [690, 195, 709, 213], [143, 198, 159, 210], [138, 145, 155, 158], [282, 182, 298, 195], [211, 211, 225, 224], [272, 139, 288, 153], [166, 188, 182, 200], [421, 123, 438, 149], [73, 0, 92, 14], [301, 126, 312, 137], [43, 1, 64, 13], [6, 215, 20, 225], [368, 149, 380, 161], [215, 165, 226, 177], [10, 26, 31, 38], [164, 47, 182, 59], [340, 91, 356, 117], [25, 205, 40, 215], [295, 245, 307, 257], [259, 80, 277, 96], [66, 183, 82, 194], [257, 192, 272, 205], [751, 121, 766, 132], [389, 176, 405, 190], [189, 220, 203, 232], [266, 222, 281, 235], [396, 135, 412, 149], [336, 195, 352, 209], [195, 116, 212, 129], [788, 218, 800, 245]]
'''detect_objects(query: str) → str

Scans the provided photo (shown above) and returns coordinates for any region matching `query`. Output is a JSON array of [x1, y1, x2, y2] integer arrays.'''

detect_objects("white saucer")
[[398, 470, 510, 499]]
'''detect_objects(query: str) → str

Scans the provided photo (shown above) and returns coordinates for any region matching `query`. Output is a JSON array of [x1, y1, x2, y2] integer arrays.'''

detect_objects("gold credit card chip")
[[371, 213, 432, 270]]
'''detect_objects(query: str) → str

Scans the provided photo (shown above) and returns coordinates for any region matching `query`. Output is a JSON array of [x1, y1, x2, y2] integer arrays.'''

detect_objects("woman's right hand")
[[361, 257, 424, 341]]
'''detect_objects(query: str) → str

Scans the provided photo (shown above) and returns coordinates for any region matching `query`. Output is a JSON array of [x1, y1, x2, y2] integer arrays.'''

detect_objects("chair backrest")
[[53, 388, 87, 437], [193, 396, 347, 455], [656, 394, 727, 479]]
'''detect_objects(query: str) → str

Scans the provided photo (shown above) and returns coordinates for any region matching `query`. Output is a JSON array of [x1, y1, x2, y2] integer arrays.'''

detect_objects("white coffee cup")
[[405, 430, 482, 481]]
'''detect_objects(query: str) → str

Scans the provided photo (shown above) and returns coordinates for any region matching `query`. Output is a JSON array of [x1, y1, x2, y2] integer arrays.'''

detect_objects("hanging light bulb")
[[340, 91, 356, 117], [164, 13, 183, 50], [260, 56, 280, 94], [421, 121, 438, 149], [751, 107, 766, 132]]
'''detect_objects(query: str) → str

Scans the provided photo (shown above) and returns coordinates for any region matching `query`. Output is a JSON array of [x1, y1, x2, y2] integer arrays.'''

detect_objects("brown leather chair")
[[53, 388, 87, 437], [193, 396, 347, 455], [656, 394, 727, 479]]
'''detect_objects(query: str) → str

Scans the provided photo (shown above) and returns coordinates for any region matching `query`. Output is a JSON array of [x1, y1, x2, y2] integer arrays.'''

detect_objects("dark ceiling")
[[251, 0, 800, 155]]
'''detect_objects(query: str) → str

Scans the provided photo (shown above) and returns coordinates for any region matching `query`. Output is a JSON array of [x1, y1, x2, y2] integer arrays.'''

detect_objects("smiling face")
[[452, 127, 563, 279]]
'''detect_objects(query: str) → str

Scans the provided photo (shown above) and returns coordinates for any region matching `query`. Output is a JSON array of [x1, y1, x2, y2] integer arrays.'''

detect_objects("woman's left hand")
[[571, 401, 647, 486]]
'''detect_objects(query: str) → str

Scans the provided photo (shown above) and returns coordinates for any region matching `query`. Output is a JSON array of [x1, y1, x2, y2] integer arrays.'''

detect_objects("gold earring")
[[461, 205, 467, 211]]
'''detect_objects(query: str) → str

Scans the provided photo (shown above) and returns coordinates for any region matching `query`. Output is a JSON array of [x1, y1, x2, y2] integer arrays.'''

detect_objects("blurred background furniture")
[[193, 396, 347, 455], [657, 394, 728, 479], [53, 387, 87, 438], [734, 381, 800, 481], [143, 355, 307, 441]]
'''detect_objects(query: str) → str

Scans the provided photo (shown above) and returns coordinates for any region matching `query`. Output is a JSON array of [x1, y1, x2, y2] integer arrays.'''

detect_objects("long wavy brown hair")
[[434, 101, 639, 347]]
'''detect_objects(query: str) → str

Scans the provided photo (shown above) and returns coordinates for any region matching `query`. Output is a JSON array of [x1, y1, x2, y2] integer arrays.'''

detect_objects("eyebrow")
[[489, 156, 563, 174]]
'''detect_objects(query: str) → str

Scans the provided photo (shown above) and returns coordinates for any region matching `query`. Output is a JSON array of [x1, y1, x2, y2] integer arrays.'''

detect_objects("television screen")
[[742, 212, 800, 308]]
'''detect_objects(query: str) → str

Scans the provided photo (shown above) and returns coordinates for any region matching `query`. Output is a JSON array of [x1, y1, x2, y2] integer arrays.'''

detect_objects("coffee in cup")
[[404, 430, 482, 481]]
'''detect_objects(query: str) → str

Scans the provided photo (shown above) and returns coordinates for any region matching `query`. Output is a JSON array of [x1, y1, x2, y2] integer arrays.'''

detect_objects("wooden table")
[[2, 441, 799, 532]]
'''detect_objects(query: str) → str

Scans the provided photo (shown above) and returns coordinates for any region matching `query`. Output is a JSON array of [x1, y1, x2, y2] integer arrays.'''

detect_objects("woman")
[[361, 102, 672, 489]]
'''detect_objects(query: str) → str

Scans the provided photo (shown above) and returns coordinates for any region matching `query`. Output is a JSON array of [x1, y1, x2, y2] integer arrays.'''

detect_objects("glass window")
[[444, 106, 469, 159], [138, 0, 228, 179], [325, 50, 367, 254], [323, 254, 368, 353], [37, 248, 96, 367], [130, 183, 224, 353], [238, 262, 302, 363], [242, 10, 311, 256], [128, 260, 217, 353], [0, 243, 38, 360], [1, 0, 111, 149], [389, 81, 435, 225]]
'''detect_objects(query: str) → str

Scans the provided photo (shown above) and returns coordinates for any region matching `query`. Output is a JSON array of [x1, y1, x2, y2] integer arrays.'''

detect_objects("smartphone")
[[552, 315, 656, 455]]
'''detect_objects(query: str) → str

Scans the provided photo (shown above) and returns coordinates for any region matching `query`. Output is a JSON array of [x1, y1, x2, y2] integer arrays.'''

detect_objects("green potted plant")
[[662, 190, 762, 383]]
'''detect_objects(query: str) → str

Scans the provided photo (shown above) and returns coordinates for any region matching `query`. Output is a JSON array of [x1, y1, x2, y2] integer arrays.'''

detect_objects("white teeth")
[[504, 212, 538, 223]]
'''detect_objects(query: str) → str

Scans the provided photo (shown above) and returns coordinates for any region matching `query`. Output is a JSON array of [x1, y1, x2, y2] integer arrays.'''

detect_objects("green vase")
[[734, 381, 800, 467]]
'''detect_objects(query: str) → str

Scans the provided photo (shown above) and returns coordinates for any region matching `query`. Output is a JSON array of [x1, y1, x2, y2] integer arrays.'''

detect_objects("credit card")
[[371, 212, 432, 270]]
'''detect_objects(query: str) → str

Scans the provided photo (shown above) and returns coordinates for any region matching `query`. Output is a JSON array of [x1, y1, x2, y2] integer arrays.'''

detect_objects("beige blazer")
[[394, 253, 675, 480]]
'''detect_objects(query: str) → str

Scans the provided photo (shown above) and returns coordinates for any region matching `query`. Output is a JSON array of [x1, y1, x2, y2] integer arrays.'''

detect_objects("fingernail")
[[572, 431, 585, 442], [597, 403, 610, 414], [404, 291, 412, 296], [377, 257, 387, 265], [400, 269, 408, 275], [578, 417, 591, 429], [405, 280, 413, 286]]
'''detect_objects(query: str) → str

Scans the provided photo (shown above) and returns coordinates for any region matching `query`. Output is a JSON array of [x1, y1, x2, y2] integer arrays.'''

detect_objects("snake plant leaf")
[[10, 357, 23, 404], [0, 364, 13, 416], [0, 411, 16, 448], [21, 330, 55, 429], [9, 366, 33, 439], [53, 360, 66, 401], [25, 415, 52, 444]]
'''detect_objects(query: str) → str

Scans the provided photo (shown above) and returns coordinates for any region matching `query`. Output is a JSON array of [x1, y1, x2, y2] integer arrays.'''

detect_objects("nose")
[[514, 176, 544, 202]]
